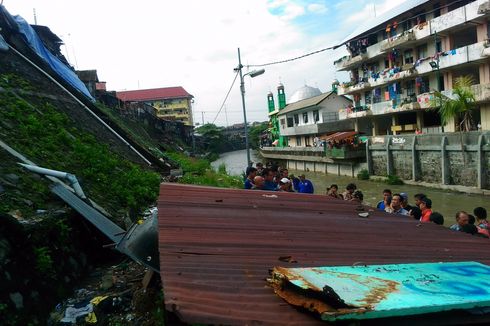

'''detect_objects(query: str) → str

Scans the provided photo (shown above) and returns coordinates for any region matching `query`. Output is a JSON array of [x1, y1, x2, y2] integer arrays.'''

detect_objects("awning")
[[321, 131, 357, 142]]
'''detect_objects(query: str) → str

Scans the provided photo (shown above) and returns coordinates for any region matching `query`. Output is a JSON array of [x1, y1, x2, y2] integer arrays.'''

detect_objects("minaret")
[[277, 83, 286, 110], [267, 91, 275, 113]]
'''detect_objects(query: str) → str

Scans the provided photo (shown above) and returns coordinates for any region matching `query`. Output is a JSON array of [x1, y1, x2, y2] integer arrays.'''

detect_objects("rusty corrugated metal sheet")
[[158, 183, 490, 325]]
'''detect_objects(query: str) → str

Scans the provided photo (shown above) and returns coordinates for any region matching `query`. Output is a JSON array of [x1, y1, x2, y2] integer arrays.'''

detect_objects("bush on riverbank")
[[357, 169, 370, 180], [386, 174, 404, 185], [166, 152, 242, 188]]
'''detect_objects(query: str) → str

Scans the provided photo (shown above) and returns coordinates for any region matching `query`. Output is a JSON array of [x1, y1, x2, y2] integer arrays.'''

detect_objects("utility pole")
[[201, 111, 205, 125]]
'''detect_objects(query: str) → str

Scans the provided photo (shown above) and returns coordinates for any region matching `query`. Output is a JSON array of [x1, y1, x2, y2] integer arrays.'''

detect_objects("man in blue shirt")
[[298, 174, 314, 193], [244, 167, 257, 189], [262, 168, 278, 191]]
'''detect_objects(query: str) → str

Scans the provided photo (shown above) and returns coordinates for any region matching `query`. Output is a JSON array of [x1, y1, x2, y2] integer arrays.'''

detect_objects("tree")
[[432, 75, 476, 132], [248, 122, 268, 149]]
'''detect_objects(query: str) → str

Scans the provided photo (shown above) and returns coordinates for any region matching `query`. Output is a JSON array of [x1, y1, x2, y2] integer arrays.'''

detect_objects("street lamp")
[[235, 47, 265, 167]]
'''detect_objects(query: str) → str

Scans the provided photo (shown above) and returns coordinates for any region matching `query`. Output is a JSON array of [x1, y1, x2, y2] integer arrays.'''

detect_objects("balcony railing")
[[381, 30, 416, 51], [334, 53, 367, 70]]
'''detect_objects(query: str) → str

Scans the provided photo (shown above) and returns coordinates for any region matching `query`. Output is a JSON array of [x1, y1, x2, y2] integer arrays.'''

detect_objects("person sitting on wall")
[[244, 167, 257, 190], [450, 211, 470, 231], [419, 197, 433, 222], [298, 174, 314, 194], [376, 189, 392, 210], [385, 193, 409, 216], [326, 184, 343, 199], [343, 183, 357, 200], [429, 212, 444, 225]]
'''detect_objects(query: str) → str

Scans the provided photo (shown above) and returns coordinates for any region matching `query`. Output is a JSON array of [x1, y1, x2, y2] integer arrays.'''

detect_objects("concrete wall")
[[366, 132, 490, 189]]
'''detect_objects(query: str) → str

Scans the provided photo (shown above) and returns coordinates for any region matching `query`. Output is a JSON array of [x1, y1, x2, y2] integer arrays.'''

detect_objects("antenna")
[[33, 8, 37, 24], [373, 3, 377, 17]]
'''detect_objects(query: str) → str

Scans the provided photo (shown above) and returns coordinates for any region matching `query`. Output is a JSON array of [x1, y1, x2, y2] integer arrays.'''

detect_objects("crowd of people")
[[243, 163, 489, 239], [244, 162, 314, 193]]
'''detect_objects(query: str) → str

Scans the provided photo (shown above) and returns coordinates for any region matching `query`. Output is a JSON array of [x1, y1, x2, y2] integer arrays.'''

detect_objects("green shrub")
[[386, 174, 404, 185], [34, 247, 54, 275], [217, 163, 227, 174], [357, 169, 370, 180]]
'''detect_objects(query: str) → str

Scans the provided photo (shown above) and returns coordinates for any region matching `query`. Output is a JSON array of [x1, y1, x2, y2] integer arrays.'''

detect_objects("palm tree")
[[431, 75, 477, 168], [432, 75, 476, 132]]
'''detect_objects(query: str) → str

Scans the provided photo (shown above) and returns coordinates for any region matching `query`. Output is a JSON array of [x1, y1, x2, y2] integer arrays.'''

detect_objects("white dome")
[[288, 85, 322, 103]]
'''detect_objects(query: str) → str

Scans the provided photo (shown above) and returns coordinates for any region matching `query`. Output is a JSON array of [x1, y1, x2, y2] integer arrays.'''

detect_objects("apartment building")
[[334, 0, 490, 135], [117, 86, 194, 126]]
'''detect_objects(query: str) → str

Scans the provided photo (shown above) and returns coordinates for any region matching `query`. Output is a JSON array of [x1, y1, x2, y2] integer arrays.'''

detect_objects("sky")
[[4, 0, 407, 126]]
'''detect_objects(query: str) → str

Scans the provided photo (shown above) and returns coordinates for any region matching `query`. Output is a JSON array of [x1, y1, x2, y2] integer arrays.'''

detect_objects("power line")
[[246, 0, 467, 68], [211, 71, 239, 124], [247, 46, 334, 68]]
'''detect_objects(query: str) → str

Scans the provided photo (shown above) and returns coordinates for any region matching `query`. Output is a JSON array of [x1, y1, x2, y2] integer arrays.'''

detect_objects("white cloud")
[[2, 0, 353, 126], [307, 3, 328, 14]]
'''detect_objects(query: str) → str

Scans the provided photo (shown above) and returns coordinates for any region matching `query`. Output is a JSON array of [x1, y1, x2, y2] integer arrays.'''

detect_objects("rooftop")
[[116, 86, 193, 102], [158, 183, 490, 325]]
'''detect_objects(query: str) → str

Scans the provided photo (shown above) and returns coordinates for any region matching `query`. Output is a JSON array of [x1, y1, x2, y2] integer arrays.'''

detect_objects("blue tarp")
[[2, 6, 94, 101]]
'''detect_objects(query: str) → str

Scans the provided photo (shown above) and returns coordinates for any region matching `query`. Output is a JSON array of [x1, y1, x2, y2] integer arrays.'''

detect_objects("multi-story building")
[[117, 86, 194, 125], [334, 0, 490, 135]]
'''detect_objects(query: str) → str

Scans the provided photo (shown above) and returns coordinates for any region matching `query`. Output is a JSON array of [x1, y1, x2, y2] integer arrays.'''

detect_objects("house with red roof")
[[117, 86, 194, 126]]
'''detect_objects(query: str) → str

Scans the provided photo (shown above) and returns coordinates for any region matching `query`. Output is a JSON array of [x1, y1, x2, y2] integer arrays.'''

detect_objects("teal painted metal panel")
[[272, 261, 490, 321]]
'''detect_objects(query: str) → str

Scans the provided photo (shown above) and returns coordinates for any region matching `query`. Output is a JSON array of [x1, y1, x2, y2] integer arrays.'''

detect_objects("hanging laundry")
[[385, 91, 390, 101], [451, 49, 456, 55]]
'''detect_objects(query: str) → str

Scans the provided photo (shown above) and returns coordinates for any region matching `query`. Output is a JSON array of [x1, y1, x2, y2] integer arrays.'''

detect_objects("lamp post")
[[235, 48, 265, 167]]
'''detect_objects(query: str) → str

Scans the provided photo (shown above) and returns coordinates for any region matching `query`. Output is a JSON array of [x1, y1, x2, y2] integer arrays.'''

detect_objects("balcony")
[[337, 82, 371, 95], [334, 53, 367, 71], [417, 92, 435, 109], [381, 30, 416, 51], [371, 98, 420, 115]]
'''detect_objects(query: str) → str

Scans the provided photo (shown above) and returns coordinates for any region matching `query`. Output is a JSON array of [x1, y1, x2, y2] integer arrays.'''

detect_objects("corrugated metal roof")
[[116, 86, 193, 102], [339, 0, 431, 45], [158, 183, 490, 325], [278, 91, 333, 115]]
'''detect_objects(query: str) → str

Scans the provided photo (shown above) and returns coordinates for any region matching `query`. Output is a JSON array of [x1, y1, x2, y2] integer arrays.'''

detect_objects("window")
[[296, 136, 301, 146], [313, 110, 319, 123], [293, 114, 299, 125], [365, 91, 372, 105], [303, 112, 308, 124], [436, 41, 442, 53], [286, 117, 293, 127], [373, 88, 382, 103], [406, 80, 416, 99], [404, 49, 414, 64], [280, 118, 285, 126], [384, 59, 390, 69], [417, 44, 427, 59], [305, 137, 310, 147]]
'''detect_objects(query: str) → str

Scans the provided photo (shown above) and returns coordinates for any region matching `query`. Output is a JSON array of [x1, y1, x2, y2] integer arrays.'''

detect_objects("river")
[[213, 149, 489, 227]]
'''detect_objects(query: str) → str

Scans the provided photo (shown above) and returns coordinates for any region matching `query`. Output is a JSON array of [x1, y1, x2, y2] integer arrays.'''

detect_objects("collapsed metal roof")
[[157, 183, 490, 325]]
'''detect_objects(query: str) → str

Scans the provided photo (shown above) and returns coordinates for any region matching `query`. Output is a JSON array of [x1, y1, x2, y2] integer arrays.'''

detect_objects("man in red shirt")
[[419, 197, 433, 222]]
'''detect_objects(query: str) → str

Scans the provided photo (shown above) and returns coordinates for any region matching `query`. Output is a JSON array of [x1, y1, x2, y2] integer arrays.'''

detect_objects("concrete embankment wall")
[[366, 131, 490, 189], [261, 131, 489, 190]]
